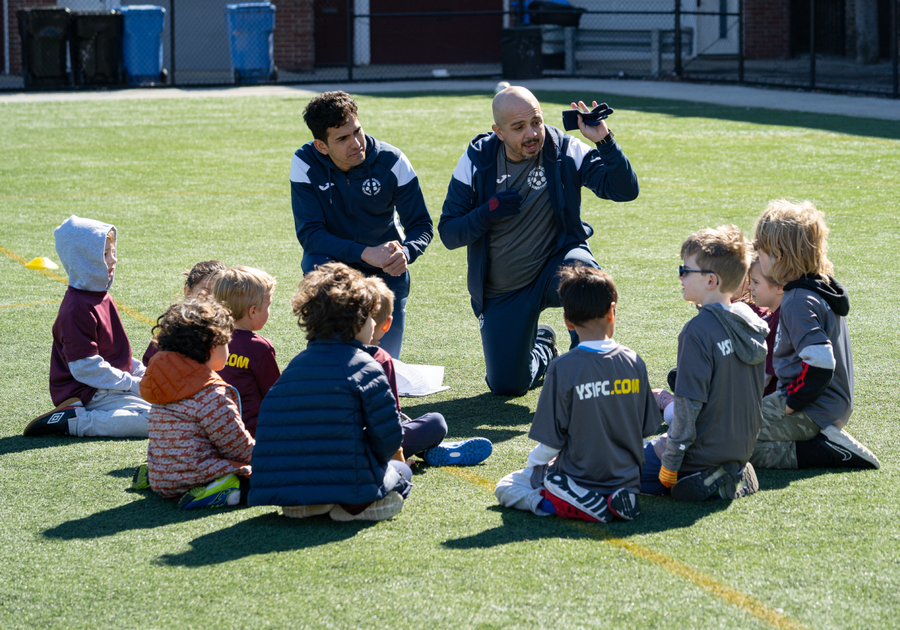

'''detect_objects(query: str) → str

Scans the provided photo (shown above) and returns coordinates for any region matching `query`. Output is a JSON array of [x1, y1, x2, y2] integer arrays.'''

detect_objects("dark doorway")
[[790, 0, 846, 56], [315, 0, 349, 65]]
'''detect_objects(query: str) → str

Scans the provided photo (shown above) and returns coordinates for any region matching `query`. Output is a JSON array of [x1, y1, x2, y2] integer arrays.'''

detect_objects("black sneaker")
[[607, 488, 641, 520], [24, 397, 80, 437], [670, 463, 741, 502], [719, 463, 759, 500], [536, 324, 560, 358], [814, 426, 880, 469], [544, 472, 611, 523]]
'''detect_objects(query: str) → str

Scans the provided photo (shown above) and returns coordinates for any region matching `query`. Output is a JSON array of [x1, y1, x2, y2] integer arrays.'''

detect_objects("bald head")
[[492, 86, 541, 127]]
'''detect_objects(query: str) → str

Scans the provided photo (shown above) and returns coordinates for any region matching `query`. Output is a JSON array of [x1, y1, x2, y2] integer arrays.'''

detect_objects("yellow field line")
[[0, 246, 154, 327], [0, 190, 287, 200], [442, 466, 811, 630], [0, 299, 62, 310]]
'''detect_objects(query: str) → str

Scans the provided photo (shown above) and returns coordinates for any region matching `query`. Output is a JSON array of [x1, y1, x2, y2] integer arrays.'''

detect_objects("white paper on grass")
[[393, 360, 450, 397]]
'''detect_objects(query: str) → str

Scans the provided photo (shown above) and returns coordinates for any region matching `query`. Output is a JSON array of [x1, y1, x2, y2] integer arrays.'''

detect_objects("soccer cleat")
[[718, 463, 759, 500], [24, 397, 80, 437], [816, 425, 880, 469], [607, 488, 641, 520], [329, 492, 404, 522], [422, 437, 492, 466], [282, 504, 334, 519], [671, 463, 741, 502], [536, 324, 560, 358], [543, 472, 611, 523], [131, 463, 150, 490], [177, 473, 242, 510]]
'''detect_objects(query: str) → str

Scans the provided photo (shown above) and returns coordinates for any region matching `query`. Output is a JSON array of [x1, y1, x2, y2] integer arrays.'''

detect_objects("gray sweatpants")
[[750, 391, 820, 469], [67, 388, 150, 438]]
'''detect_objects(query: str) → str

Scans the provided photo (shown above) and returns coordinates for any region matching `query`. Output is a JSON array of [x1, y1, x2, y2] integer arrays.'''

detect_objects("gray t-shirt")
[[484, 147, 558, 297], [528, 343, 660, 494], [774, 288, 853, 429], [671, 306, 766, 472]]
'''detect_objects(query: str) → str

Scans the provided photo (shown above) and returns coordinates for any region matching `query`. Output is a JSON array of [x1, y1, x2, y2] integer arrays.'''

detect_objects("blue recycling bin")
[[225, 3, 276, 84], [120, 5, 166, 86]]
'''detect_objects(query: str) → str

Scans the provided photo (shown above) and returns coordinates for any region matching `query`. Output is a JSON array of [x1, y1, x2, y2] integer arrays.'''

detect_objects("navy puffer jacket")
[[247, 339, 403, 507]]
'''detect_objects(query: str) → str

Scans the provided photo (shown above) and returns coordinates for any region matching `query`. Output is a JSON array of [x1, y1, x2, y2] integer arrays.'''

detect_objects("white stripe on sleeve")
[[290, 153, 312, 184], [391, 152, 418, 186], [451, 151, 474, 187], [566, 137, 593, 171]]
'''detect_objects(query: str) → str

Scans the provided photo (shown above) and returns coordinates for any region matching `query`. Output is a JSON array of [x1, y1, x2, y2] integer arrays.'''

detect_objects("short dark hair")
[[303, 91, 358, 143], [291, 262, 379, 342], [182, 260, 225, 293], [557, 264, 618, 326], [153, 299, 234, 364]]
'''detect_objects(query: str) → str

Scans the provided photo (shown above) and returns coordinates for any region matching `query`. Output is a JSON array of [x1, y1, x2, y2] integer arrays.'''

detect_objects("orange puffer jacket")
[[141, 350, 255, 499]]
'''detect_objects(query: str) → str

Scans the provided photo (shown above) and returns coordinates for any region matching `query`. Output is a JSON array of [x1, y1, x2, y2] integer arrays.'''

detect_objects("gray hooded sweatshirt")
[[661, 302, 769, 473]]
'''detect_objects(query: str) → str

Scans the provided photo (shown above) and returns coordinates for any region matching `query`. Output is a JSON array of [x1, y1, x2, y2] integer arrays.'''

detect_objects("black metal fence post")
[[674, 0, 682, 77], [893, 0, 898, 98], [738, 0, 744, 83], [170, 0, 176, 85], [346, 0, 354, 81], [809, 0, 816, 89]]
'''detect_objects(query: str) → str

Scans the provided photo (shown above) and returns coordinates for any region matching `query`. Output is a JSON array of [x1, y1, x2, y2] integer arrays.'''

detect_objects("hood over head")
[[783, 274, 849, 317], [705, 302, 770, 365], [140, 350, 226, 405], [54, 215, 116, 292]]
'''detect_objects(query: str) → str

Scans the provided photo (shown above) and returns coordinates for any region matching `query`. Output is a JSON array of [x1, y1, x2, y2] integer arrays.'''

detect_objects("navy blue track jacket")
[[438, 125, 639, 316], [290, 135, 433, 267]]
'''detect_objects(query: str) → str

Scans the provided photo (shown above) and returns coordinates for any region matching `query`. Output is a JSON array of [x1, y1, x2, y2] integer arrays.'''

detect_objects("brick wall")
[[273, 0, 314, 70], [6, 0, 59, 75], [744, 0, 791, 59]]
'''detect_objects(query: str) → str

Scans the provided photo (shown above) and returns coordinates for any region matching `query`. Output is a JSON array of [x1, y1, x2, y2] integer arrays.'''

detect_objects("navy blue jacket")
[[438, 125, 638, 316], [290, 135, 434, 268], [247, 339, 403, 507]]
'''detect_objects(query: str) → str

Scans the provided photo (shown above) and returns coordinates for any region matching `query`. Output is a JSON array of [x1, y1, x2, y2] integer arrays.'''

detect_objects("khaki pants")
[[750, 391, 820, 469]]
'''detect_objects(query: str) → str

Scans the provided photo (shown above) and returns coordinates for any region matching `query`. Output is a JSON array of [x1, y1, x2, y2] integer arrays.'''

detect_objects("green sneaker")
[[177, 473, 242, 510], [131, 463, 150, 490]]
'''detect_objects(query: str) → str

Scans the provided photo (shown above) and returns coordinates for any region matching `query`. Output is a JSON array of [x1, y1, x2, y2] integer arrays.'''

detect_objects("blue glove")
[[479, 188, 523, 223]]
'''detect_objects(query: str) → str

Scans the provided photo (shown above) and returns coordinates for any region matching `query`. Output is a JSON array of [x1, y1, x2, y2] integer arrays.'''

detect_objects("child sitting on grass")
[[364, 276, 492, 467], [142, 260, 225, 366], [138, 299, 255, 509], [248, 263, 411, 522], [641, 225, 768, 502], [212, 266, 280, 438], [495, 265, 660, 523], [748, 252, 783, 397], [750, 199, 879, 470], [26, 216, 150, 438]]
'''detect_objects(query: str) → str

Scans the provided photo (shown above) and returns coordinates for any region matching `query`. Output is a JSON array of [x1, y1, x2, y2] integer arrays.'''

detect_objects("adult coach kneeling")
[[290, 91, 433, 359], [439, 86, 639, 396]]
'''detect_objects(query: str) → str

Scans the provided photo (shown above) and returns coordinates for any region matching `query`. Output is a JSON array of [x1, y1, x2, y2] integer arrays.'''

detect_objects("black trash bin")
[[71, 10, 123, 86], [17, 8, 72, 89], [528, 1, 584, 27], [501, 26, 543, 80]]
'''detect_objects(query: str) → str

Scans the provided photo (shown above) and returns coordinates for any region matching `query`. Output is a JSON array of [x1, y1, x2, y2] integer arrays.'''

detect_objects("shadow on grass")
[[363, 90, 900, 141], [403, 392, 533, 446], [443, 499, 729, 550], [0, 434, 145, 456], [157, 512, 370, 567]]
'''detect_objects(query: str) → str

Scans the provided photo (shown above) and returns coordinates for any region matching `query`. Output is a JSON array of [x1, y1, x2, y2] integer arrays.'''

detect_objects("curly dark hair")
[[303, 91, 358, 143], [557, 263, 618, 326], [182, 260, 226, 293], [153, 298, 234, 365], [291, 262, 379, 342]]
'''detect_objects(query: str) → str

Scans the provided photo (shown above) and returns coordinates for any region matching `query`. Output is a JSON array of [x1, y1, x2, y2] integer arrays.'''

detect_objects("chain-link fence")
[[2, 0, 898, 97]]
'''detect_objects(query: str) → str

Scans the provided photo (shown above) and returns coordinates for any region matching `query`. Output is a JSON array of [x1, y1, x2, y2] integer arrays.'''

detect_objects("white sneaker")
[[281, 504, 334, 519], [820, 425, 880, 469], [329, 492, 404, 522]]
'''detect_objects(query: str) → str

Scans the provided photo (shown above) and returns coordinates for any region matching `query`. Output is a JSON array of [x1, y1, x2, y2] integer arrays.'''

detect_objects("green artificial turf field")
[[1, 90, 898, 630]]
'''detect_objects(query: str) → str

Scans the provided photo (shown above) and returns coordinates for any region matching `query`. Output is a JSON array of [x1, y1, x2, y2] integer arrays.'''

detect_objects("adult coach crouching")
[[439, 86, 639, 396], [290, 91, 433, 359]]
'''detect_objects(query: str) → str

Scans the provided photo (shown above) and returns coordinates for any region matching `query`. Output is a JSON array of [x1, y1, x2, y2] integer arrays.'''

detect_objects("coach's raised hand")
[[571, 100, 611, 144]]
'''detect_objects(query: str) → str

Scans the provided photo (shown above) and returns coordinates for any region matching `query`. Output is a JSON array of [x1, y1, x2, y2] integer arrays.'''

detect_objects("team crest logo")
[[527, 166, 547, 190], [362, 178, 381, 196]]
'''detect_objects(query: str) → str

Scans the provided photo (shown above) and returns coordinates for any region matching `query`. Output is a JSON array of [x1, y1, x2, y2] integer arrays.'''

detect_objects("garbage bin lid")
[[119, 5, 166, 13], [225, 2, 276, 11]]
